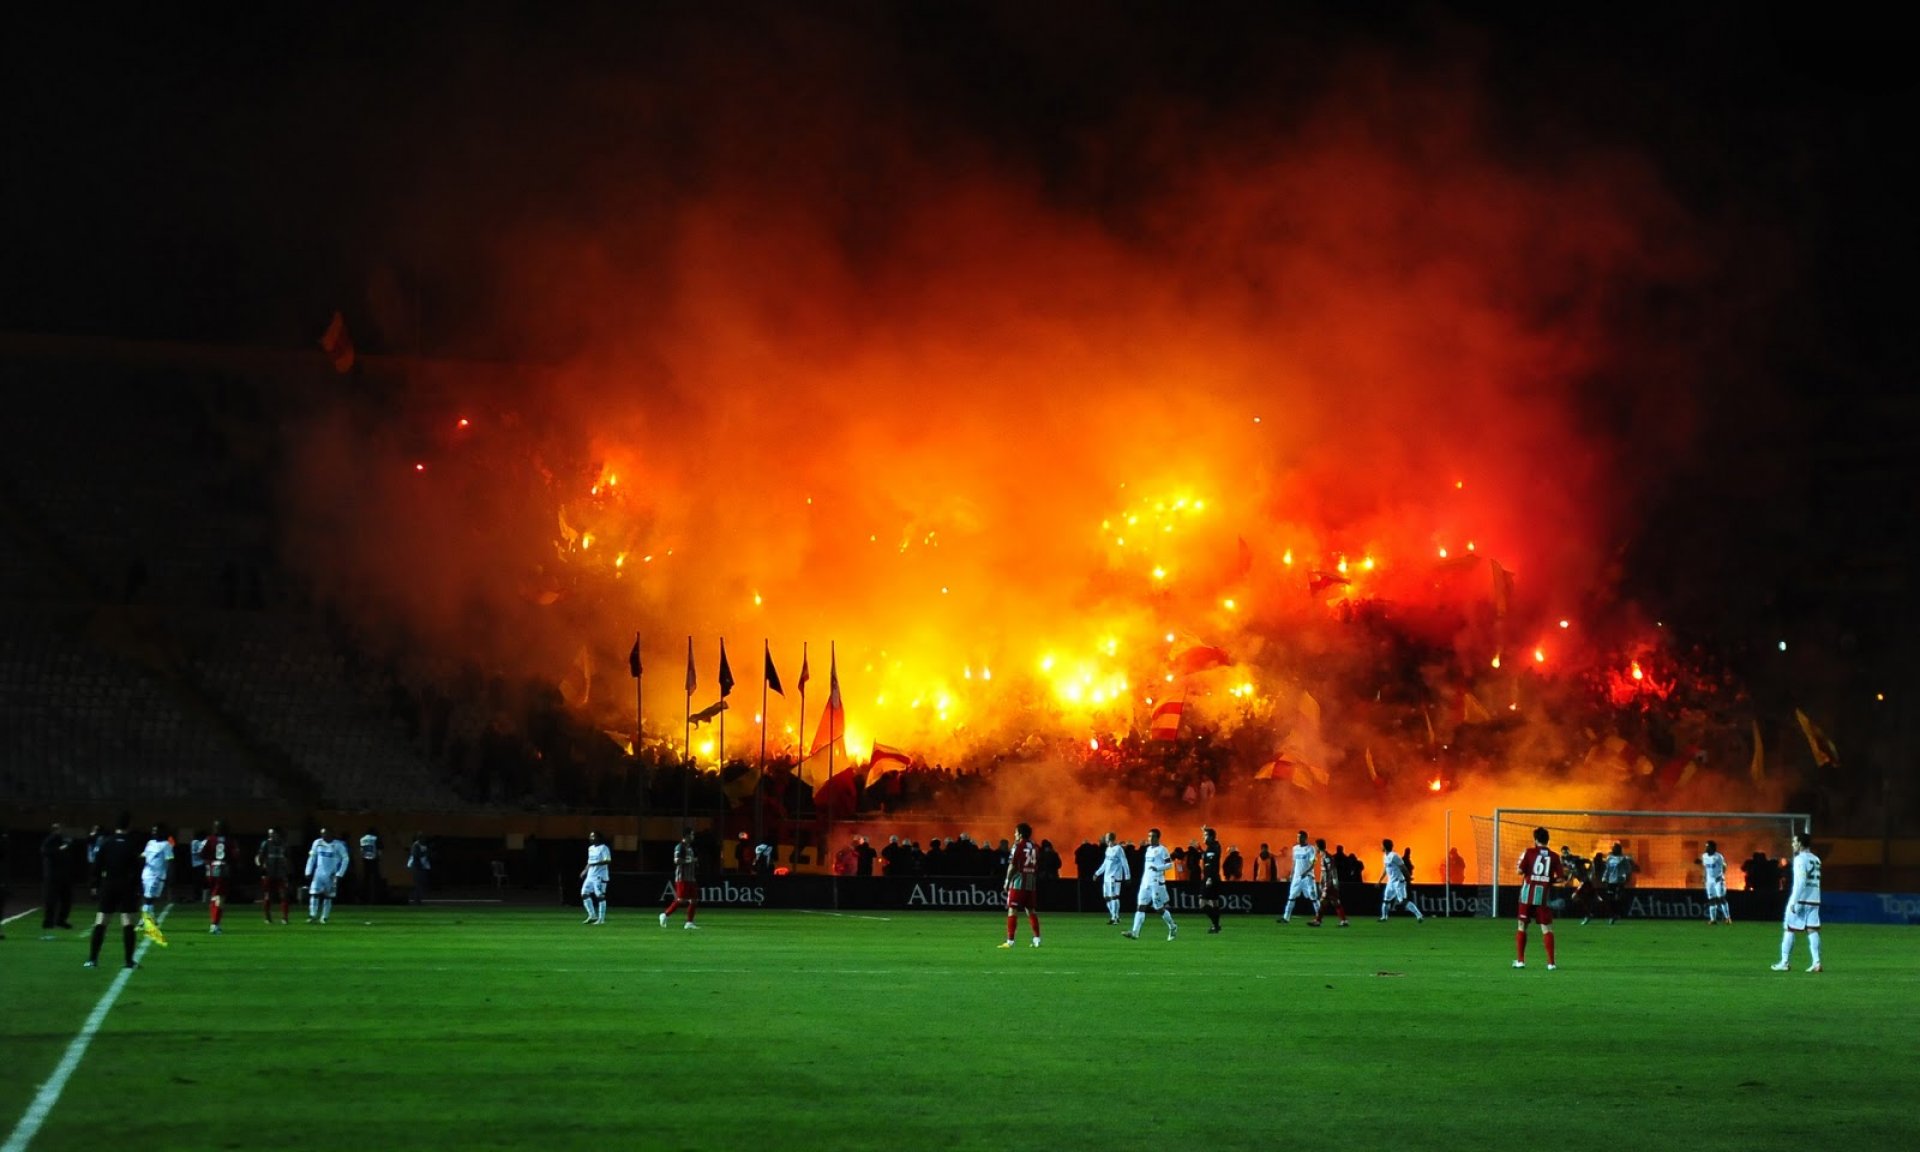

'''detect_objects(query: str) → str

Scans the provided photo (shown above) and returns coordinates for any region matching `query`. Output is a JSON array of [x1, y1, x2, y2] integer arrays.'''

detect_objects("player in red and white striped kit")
[[1514, 826, 1563, 970], [999, 822, 1042, 949]]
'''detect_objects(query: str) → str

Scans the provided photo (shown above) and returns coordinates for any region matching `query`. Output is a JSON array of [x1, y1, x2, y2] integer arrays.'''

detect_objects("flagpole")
[[796, 642, 807, 867], [758, 639, 770, 849], [632, 632, 646, 829], [717, 636, 727, 784], [683, 635, 694, 820], [826, 640, 835, 872]]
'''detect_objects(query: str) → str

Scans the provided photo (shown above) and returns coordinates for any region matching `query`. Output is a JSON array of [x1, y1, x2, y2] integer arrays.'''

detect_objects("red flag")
[[1308, 570, 1351, 595], [797, 648, 811, 694], [1490, 559, 1515, 619], [808, 651, 843, 755], [813, 766, 859, 819], [1171, 645, 1230, 676], [318, 311, 355, 373]]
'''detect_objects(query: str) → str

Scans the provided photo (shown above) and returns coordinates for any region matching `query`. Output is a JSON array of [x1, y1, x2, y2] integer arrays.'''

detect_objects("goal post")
[[1472, 809, 1812, 918]]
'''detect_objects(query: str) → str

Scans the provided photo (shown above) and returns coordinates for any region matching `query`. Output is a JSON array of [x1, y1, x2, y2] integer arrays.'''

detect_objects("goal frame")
[[1486, 808, 1812, 919]]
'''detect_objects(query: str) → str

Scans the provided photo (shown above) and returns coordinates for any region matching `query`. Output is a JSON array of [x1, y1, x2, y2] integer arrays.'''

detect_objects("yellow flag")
[[1794, 709, 1837, 767], [1749, 720, 1766, 783]]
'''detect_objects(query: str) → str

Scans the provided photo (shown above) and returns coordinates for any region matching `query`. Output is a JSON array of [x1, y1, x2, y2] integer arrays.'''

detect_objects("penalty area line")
[[2, 905, 171, 1152]]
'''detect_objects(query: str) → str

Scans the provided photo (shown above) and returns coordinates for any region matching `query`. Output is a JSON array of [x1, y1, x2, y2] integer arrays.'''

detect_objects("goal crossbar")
[[1481, 808, 1811, 919]]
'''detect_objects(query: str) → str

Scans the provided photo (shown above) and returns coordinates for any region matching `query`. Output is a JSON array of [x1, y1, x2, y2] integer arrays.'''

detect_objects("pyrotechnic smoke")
[[279, 11, 1764, 863]]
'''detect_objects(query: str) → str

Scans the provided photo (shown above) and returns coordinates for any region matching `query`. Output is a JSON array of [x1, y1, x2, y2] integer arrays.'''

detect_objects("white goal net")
[[1470, 808, 1811, 917]]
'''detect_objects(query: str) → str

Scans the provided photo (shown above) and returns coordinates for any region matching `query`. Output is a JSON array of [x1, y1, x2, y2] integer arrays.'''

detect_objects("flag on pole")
[[718, 640, 735, 699], [1794, 709, 1838, 767], [1749, 719, 1766, 784], [813, 766, 860, 819], [319, 311, 356, 373], [1490, 559, 1515, 619], [1171, 644, 1231, 676], [628, 637, 642, 679], [690, 700, 729, 726], [685, 637, 697, 696], [798, 650, 811, 694], [1462, 692, 1492, 724], [866, 742, 911, 787], [1148, 696, 1184, 741], [764, 643, 784, 696], [1308, 570, 1351, 596], [1365, 746, 1382, 784], [721, 763, 760, 804], [808, 652, 843, 756]]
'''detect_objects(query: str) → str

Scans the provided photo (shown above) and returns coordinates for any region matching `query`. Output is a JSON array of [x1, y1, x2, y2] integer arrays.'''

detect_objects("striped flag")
[[1148, 696, 1184, 741], [808, 651, 843, 756], [866, 742, 911, 786]]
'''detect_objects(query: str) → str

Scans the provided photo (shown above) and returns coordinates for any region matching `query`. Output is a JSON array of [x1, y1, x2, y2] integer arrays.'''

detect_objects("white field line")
[[2, 905, 171, 1152]]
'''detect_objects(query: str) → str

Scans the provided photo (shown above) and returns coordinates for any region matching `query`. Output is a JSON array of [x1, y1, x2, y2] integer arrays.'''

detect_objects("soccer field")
[[3, 905, 1915, 1151]]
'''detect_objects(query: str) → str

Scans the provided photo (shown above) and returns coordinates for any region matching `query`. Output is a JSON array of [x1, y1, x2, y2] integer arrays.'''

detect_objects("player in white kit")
[[306, 827, 349, 924], [1092, 832, 1131, 925], [581, 831, 612, 924], [1772, 833, 1822, 972], [1700, 840, 1731, 924], [1378, 838, 1425, 922], [1278, 830, 1320, 924], [139, 826, 172, 946], [1123, 828, 1178, 941]]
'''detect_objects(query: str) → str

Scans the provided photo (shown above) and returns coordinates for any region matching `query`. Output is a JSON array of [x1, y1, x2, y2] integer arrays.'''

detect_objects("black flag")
[[764, 643, 783, 696], [718, 640, 735, 699]]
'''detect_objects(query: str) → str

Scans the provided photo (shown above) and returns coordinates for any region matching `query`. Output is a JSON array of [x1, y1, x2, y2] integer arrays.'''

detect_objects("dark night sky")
[[3, 3, 1915, 698]]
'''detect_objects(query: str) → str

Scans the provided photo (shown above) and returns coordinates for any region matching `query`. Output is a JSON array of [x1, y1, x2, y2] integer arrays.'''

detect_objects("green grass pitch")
[[4, 905, 1916, 1150]]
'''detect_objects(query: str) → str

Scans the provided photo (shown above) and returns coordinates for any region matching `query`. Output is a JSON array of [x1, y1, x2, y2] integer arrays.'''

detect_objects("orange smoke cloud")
[[279, 29, 1758, 847]]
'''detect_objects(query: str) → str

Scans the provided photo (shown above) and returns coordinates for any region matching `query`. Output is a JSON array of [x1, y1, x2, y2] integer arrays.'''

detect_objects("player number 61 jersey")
[[1517, 844, 1562, 905]]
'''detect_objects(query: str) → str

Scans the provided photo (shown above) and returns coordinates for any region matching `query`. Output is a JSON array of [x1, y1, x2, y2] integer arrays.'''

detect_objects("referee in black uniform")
[[1198, 825, 1225, 933], [86, 814, 141, 969]]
